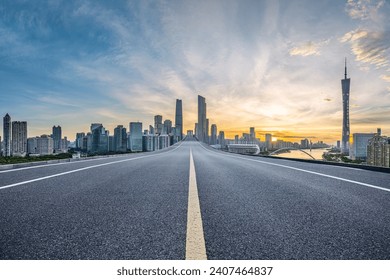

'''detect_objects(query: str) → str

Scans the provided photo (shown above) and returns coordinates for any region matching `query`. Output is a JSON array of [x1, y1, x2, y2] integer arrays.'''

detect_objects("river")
[[272, 148, 328, 160]]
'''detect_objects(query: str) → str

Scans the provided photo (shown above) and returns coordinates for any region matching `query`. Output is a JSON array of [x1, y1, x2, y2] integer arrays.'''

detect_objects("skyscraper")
[[210, 124, 217, 145], [3, 113, 11, 156], [175, 99, 183, 141], [11, 121, 27, 156], [154, 115, 163, 135], [52, 125, 62, 152], [250, 127, 255, 143], [265, 133, 272, 150], [163, 119, 172, 134], [197, 95, 207, 143], [114, 125, 127, 152], [341, 59, 351, 155], [130, 122, 143, 152]]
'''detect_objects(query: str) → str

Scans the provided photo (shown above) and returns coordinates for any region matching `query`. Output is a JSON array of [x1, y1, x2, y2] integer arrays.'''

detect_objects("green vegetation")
[[322, 153, 363, 164], [0, 153, 72, 165]]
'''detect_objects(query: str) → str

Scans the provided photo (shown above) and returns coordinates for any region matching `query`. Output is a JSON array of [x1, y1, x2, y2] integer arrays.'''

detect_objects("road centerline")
[[185, 148, 207, 260]]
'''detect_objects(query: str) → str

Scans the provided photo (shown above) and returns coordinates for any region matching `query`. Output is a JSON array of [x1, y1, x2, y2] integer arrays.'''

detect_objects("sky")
[[1, 0, 389, 143]]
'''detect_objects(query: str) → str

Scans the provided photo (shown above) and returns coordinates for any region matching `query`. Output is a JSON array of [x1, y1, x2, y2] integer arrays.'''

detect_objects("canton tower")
[[341, 58, 350, 155]]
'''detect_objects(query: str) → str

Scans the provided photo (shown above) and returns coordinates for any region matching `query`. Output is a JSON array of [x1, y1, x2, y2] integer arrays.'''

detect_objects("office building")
[[218, 131, 225, 148], [12, 121, 27, 156], [114, 125, 127, 152], [367, 131, 390, 167], [351, 133, 376, 160], [154, 115, 163, 135], [130, 122, 143, 152], [3, 113, 11, 156], [175, 99, 183, 141], [300, 139, 310, 149], [75, 132, 85, 150], [210, 124, 217, 145], [265, 133, 272, 150], [197, 95, 207, 143], [341, 59, 351, 155], [163, 120, 172, 134], [90, 124, 109, 153], [250, 127, 256, 143], [52, 126, 62, 152]]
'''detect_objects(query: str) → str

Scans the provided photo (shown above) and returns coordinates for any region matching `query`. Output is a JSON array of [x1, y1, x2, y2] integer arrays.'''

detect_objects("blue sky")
[[1, 0, 389, 142]]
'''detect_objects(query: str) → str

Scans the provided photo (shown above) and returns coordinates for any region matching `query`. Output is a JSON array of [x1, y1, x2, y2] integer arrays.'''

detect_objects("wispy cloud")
[[340, 29, 390, 68], [346, 0, 385, 21], [289, 40, 329, 57]]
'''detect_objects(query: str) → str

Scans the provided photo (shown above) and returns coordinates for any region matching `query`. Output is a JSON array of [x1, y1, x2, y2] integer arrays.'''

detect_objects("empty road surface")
[[1, 137, 389, 259]]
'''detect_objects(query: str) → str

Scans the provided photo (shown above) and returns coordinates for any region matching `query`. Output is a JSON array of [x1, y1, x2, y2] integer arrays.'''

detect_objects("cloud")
[[380, 74, 390, 82], [346, 0, 385, 21], [340, 29, 390, 68], [289, 40, 329, 56]]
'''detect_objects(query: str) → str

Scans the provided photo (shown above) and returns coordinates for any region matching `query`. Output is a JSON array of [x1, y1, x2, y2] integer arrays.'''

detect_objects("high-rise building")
[[341, 59, 351, 155], [351, 133, 376, 160], [206, 118, 209, 144], [197, 95, 207, 143], [90, 124, 109, 153], [75, 132, 85, 149], [3, 113, 11, 156], [210, 124, 217, 145], [114, 125, 127, 152], [194, 123, 198, 138], [218, 131, 225, 148], [367, 131, 390, 167], [175, 99, 183, 141], [154, 115, 163, 135], [130, 122, 143, 152], [12, 121, 27, 156], [250, 127, 255, 143], [163, 119, 172, 134], [52, 125, 62, 152], [149, 125, 155, 135], [300, 138, 310, 149], [265, 133, 272, 150]]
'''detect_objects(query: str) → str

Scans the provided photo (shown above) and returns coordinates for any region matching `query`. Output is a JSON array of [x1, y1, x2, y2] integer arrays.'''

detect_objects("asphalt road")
[[1, 137, 389, 259]]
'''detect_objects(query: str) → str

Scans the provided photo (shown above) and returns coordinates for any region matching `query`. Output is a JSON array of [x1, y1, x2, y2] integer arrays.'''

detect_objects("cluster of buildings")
[[349, 129, 390, 167], [194, 95, 327, 152], [1, 99, 183, 157], [1, 113, 68, 157], [73, 99, 183, 154]]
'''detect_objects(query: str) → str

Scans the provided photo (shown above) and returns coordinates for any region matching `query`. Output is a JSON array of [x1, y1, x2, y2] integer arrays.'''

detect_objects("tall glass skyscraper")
[[3, 113, 11, 156], [341, 59, 351, 155], [197, 95, 207, 143], [175, 99, 183, 141]]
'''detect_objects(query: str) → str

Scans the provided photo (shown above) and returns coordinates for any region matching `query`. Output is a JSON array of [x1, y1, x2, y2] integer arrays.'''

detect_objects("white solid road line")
[[198, 143, 390, 193], [0, 144, 183, 174], [0, 143, 183, 191], [186, 148, 207, 260]]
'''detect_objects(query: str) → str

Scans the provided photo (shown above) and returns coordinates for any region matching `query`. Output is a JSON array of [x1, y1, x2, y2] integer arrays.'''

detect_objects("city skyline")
[[1, 1, 390, 142]]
